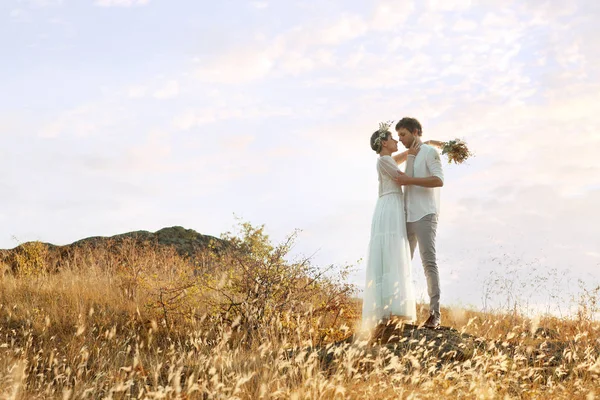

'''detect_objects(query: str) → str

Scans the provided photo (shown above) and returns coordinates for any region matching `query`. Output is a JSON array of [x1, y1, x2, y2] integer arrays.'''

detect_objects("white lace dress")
[[361, 155, 416, 331]]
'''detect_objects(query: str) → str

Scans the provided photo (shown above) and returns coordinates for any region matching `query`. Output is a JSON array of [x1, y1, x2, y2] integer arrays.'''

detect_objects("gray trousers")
[[406, 213, 440, 318]]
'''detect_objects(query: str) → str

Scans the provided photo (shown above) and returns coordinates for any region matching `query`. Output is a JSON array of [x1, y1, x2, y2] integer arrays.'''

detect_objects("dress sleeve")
[[426, 147, 444, 183], [377, 157, 401, 179]]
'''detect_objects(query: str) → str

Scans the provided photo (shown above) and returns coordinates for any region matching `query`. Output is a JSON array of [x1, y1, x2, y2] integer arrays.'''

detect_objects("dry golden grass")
[[0, 234, 598, 399]]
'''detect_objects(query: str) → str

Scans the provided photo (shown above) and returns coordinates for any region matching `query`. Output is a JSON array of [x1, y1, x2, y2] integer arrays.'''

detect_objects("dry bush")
[[196, 222, 358, 345], [10, 241, 49, 277]]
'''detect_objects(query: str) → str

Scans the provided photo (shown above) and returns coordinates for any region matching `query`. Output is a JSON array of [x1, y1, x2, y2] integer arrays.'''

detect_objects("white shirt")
[[404, 144, 444, 223]]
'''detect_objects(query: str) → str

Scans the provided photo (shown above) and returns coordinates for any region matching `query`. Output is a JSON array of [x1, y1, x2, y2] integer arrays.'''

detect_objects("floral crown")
[[373, 120, 393, 152]]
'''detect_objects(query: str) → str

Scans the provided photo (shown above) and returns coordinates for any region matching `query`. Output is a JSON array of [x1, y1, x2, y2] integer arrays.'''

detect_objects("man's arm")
[[395, 148, 444, 187], [395, 175, 443, 187], [426, 147, 444, 186]]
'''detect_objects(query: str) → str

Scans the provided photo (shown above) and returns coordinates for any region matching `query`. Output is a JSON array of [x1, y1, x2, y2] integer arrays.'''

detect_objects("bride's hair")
[[370, 130, 390, 154]]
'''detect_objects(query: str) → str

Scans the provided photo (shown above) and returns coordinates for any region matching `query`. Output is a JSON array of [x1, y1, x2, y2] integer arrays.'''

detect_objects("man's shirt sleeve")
[[426, 148, 444, 183]]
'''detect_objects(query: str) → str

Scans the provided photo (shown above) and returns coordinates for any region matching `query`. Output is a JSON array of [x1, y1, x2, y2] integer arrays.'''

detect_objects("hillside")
[[0, 226, 226, 274]]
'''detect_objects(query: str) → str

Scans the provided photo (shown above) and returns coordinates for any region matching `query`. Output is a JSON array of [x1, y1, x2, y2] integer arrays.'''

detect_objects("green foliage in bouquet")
[[441, 139, 473, 164]]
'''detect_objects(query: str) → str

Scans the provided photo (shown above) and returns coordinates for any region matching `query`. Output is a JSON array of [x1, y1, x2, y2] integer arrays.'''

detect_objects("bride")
[[361, 123, 417, 331]]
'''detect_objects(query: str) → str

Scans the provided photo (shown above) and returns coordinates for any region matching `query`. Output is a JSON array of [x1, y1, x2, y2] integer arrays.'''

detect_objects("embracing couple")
[[362, 117, 444, 331]]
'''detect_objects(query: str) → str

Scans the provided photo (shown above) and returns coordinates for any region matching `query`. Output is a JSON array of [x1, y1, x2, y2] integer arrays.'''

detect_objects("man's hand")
[[408, 139, 421, 156], [394, 170, 412, 186]]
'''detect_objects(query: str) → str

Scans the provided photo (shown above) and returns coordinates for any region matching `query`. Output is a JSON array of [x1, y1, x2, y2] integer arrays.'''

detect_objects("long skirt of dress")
[[361, 192, 416, 331]]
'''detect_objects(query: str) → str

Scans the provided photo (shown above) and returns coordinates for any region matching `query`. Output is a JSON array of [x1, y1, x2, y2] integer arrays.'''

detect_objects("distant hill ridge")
[[0, 226, 226, 273]]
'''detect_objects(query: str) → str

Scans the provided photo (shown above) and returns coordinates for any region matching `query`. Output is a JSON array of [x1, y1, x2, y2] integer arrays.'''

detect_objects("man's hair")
[[370, 130, 390, 153], [395, 117, 422, 136]]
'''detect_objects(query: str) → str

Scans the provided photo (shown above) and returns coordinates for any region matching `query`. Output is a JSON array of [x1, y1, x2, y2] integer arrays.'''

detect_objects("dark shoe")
[[422, 314, 440, 329]]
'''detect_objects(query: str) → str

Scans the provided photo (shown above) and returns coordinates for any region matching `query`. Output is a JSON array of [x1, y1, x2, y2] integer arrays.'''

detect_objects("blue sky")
[[2, 0, 599, 316]]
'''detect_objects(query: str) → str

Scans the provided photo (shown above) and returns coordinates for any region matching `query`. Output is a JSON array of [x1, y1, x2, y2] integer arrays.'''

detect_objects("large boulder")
[[0, 226, 226, 274]]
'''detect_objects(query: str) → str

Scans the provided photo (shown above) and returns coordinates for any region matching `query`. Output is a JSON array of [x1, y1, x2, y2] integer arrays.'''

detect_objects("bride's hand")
[[394, 170, 411, 185], [408, 140, 421, 156]]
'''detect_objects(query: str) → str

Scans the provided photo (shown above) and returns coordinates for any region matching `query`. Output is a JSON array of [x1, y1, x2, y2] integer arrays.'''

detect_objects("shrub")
[[195, 222, 358, 344]]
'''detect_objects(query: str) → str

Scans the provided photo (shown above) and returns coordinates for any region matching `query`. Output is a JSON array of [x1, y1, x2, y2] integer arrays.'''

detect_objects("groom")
[[393, 117, 444, 329]]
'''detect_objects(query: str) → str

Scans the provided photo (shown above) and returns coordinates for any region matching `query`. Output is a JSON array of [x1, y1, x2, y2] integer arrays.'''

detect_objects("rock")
[[307, 321, 481, 372], [533, 327, 560, 340], [69, 226, 227, 257], [0, 226, 226, 274], [367, 321, 479, 362], [315, 323, 596, 371]]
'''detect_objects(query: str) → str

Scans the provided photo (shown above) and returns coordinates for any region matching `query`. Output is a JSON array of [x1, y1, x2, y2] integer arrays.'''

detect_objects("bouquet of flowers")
[[441, 139, 473, 164]]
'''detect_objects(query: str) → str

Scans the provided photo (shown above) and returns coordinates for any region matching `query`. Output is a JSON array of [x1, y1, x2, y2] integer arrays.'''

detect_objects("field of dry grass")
[[0, 227, 598, 399]]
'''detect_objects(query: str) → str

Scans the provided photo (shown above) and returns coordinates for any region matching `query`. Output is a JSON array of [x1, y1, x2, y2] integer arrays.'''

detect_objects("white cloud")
[[416, 12, 447, 33], [545, 88, 600, 122], [39, 105, 96, 138], [191, 8, 403, 84], [556, 40, 586, 68], [127, 85, 147, 99], [172, 104, 292, 130], [19, 0, 64, 7], [195, 50, 275, 84], [320, 14, 369, 45], [94, 0, 149, 7], [370, 0, 416, 31], [478, 11, 501, 25], [426, 0, 473, 11], [308, 52, 436, 89], [452, 18, 478, 32], [10, 8, 24, 18], [153, 80, 179, 99], [389, 32, 433, 51], [37, 101, 133, 139], [125, 131, 172, 171], [172, 109, 216, 130], [9, 8, 31, 23], [277, 51, 316, 75], [250, 1, 268, 9]]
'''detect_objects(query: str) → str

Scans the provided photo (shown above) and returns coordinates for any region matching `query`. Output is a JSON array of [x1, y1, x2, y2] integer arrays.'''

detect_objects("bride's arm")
[[392, 150, 409, 165], [393, 138, 429, 164], [425, 140, 444, 148]]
